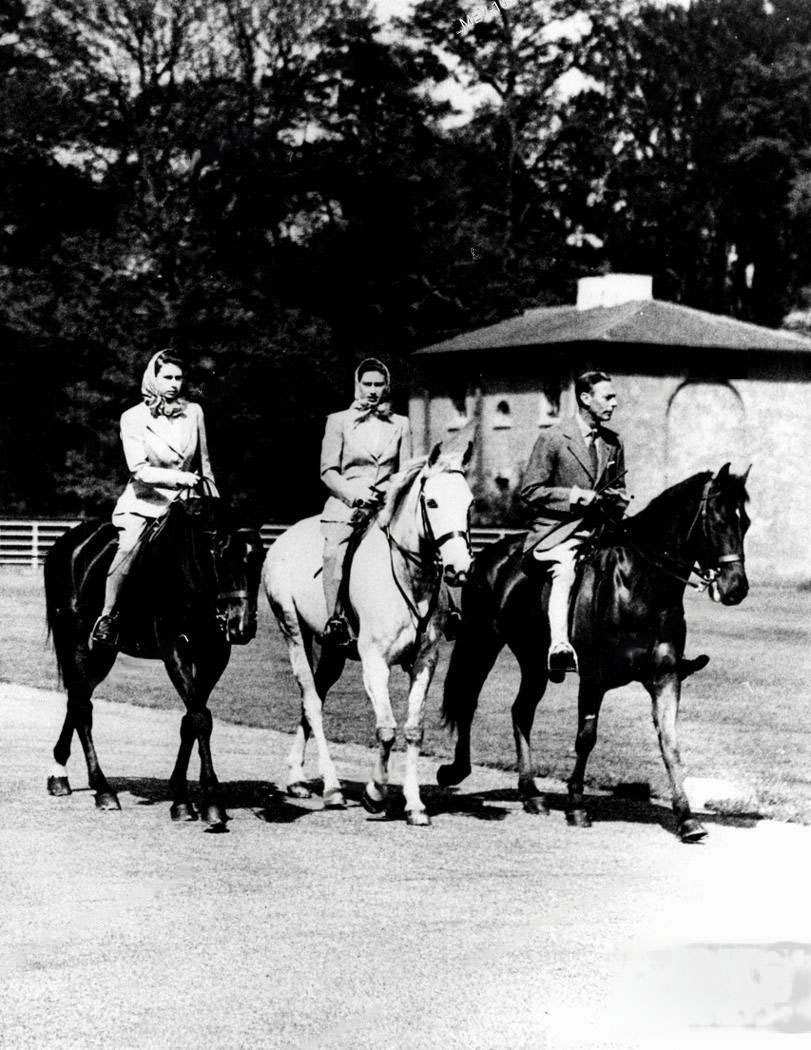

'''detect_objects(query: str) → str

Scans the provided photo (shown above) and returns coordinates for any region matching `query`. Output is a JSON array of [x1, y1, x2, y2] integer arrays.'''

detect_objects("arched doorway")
[[666, 381, 748, 483]]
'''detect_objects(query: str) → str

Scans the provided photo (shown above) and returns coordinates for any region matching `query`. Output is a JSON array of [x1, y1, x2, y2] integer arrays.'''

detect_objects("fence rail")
[[0, 519, 523, 567]]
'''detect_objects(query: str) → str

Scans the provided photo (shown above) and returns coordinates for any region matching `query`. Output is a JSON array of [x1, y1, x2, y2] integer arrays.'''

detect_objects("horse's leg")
[[164, 636, 229, 830], [67, 688, 121, 809], [507, 639, 550, 815], [436, 629, 503, 788], [285, 628, 314, 798], [311, 643, 347, 808], [402, 639, 441, 827], [50, 646, 120, 809], [645, 674, 707, 843], [359, 647, 396, 815], [566, 679, 605, 828]]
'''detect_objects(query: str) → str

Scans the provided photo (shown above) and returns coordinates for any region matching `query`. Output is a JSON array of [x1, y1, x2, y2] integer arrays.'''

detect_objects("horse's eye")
[[426, 498, 438, 509]]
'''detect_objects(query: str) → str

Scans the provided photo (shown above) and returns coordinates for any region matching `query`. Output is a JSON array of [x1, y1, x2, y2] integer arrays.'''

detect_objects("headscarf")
[[350, 357, 392, 423], [141, 350, 188, 419]]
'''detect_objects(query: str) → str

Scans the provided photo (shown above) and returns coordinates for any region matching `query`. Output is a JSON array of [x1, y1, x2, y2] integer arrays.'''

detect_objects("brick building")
[[410, 275, 811, 581]]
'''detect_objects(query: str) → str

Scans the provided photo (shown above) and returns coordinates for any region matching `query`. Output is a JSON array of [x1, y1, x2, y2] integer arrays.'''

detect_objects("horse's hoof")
[[47, 776, 71, 797], [287, 782, 312, 799], [360, 786, 387, 815], [202, 804, 230, 827], [436, 762, 470, 787], [203, 821, 229, 835], [522, 796, 550, 816], [322, 789, 346, 810], [406, 809, 431, 827], [95, 791, 121, 811], [679, 818, 708, 843], [170, 801, 199, 822], [566, 809, 591, 828]]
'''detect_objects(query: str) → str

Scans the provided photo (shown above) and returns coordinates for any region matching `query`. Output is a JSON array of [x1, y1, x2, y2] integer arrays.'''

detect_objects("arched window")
[[666, 380, 748, 483]]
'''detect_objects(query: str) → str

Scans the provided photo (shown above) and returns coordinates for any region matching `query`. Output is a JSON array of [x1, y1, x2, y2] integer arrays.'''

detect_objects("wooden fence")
[[0, 519, 522, 567]]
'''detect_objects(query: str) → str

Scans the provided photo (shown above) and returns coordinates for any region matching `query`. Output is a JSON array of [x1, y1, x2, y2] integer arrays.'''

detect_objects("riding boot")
[[89, 548, 129, 648]]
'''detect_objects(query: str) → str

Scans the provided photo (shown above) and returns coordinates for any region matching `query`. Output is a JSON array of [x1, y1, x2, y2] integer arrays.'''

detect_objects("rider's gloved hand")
[[176, 471, 201, 489], [351, 483, 385, 509], [571, 486, 599, 508]]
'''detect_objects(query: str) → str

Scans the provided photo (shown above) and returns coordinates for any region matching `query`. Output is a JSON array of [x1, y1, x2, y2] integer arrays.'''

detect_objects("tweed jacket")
[[320, 409, 411, 524], [113, 401, 219, 519], [519, 416, 626, 554]]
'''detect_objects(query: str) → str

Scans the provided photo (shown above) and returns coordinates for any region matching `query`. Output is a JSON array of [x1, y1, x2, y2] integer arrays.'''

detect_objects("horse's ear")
[[740, 463, 752, 485], [427, 442, 442, 467], [461, 440, 474, 469], [715, 462, 731, 481]]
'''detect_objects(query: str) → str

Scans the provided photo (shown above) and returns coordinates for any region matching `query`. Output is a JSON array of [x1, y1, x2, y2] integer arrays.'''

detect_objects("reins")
[[382, 470, 471, 637], [613, 478, 743, 591]]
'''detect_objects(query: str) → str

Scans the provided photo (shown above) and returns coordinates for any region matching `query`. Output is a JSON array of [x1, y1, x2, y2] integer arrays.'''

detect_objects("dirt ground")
[[3, 681, 811, 1050]]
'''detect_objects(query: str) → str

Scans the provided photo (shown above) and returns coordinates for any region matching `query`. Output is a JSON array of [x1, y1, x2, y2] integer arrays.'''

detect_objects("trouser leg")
[[533, 539, 580, 651], [101, 513, 149, 615], [321, 522, 353, 619]]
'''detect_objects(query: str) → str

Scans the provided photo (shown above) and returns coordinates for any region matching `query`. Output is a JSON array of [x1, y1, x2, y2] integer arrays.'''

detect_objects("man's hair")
[[575, 370, 611, 408]]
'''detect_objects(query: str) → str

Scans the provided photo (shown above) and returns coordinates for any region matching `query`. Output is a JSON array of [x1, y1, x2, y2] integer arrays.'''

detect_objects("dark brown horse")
[[44, 499, 265, 831], [437, 465, 750, 842]]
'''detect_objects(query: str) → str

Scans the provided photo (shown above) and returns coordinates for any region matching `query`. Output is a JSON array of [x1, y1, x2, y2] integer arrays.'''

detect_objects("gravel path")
[[3, 682, 810, 1049]]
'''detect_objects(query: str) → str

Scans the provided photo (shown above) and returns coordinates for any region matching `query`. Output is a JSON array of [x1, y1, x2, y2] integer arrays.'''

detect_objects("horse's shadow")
[[110, 776, 763, 832], [111, 776, 313, 824]]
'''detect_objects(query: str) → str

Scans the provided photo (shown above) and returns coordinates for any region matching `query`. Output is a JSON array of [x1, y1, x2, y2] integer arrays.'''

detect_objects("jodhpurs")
[[321, 520, 355, 617], [102, 511, 152, 615], [531, 536, 584, 649]]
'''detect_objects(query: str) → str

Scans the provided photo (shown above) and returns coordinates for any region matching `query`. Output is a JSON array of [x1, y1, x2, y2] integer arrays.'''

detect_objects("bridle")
[[382, 469, 472, 628], [621, 477, 744, 591]]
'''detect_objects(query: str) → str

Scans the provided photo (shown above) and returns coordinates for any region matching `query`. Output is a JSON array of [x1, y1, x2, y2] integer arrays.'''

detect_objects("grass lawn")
[[3, 567, 810, 823]]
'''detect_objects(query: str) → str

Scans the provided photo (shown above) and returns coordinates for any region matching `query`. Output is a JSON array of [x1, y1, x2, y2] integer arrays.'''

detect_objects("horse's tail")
[[44, 520, 107, 684], [441, 582, 503, 734]]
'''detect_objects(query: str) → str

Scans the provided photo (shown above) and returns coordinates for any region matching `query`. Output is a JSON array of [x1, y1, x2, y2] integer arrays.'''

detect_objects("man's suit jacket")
[[519, 416, 626, 554], [320, 409, 411, 524], [114, 401, 219, 519]]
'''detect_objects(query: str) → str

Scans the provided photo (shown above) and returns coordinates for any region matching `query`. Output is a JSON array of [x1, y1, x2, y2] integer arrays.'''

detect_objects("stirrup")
[[89, 613, 120, 650], [547, 643, 578, 682], [323, 615, 352, 648]]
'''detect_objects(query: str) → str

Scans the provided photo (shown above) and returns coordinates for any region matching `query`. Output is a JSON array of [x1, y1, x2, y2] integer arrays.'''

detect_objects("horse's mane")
[[627, 471, 712, 538], [377, 455, 428, 528]]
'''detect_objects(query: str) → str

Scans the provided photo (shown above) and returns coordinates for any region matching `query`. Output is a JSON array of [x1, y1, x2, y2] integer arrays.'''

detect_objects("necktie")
[[588, 429, 599, 477]]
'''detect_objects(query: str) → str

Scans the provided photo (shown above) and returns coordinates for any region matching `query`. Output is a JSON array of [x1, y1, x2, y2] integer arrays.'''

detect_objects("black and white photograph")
[[3, 0, 811, 1046]]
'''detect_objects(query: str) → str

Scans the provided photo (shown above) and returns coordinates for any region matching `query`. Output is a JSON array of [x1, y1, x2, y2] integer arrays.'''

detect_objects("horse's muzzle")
[[711, 564, 748, 606]]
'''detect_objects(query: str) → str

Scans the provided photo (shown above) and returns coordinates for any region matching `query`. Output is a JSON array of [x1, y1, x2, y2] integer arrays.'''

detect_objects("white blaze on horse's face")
[[421, 468, 473, 585]]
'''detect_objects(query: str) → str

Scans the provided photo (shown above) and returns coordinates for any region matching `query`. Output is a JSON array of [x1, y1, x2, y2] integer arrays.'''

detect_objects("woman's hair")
[[356, 357, 389, 381], [153, 349, 185, 375]]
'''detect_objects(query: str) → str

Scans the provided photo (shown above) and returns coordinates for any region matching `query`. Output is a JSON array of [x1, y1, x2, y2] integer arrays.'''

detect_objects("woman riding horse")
[[90, 350, 218, 648], [319, 358, 411, 647]]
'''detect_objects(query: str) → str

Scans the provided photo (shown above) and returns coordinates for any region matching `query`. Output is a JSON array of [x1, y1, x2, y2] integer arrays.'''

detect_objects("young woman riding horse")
[[264, 436, 474, 825], [439, 464, 750, 843], [46, 352, 264, 831]]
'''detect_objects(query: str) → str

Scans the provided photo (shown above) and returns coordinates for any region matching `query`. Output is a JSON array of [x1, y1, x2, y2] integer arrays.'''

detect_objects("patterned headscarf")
[[141, 350, 188, 419], [351, 357, 392, 423]]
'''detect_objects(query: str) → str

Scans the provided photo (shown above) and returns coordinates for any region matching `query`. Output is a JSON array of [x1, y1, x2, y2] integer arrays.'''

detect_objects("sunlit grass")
[[3, 568, 809, 822]]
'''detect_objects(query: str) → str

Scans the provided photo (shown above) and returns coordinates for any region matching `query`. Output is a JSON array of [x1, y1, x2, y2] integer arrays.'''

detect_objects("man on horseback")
[[520, 369, 628, 678], [320, 358, 411, 646], [89, 350, 219, 649]]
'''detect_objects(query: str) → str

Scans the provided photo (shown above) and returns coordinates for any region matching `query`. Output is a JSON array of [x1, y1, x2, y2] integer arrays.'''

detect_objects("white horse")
[[263, 439, 474, 826]]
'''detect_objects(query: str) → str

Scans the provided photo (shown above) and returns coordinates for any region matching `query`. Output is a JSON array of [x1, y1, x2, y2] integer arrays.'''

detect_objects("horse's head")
[[214, 527, 265, 644], [417, 438, 475, 586], [695, 463, 751, 606]]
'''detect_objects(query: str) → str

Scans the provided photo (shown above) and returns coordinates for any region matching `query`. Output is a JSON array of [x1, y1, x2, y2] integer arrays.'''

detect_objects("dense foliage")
[[3, 0, 811, 520]]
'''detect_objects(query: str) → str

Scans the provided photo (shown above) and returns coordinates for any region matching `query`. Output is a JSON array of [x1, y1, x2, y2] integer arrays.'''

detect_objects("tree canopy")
[[3, 0, 811, 520]]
